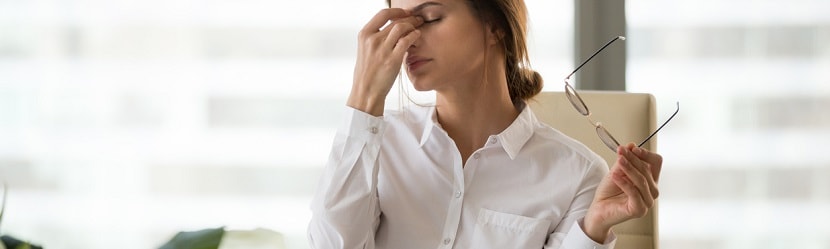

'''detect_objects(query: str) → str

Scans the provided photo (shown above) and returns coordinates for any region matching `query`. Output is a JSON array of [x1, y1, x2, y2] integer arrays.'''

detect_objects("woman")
[[308, 0, 663, 248]]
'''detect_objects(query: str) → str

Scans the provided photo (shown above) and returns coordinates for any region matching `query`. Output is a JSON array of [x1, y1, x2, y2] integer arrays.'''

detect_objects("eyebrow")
[[412, 1, 442, 13]]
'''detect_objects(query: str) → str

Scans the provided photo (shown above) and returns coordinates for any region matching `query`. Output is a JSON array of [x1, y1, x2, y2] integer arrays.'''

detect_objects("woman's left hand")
[[583, 143, 663, 242]]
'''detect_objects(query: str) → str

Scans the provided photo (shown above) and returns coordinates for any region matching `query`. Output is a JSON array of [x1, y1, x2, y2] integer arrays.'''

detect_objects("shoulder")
[[379, 104, 435, 138], [383, 104, 430, 121], [527, 121, 607, 170], [382, 104, 432, 126]]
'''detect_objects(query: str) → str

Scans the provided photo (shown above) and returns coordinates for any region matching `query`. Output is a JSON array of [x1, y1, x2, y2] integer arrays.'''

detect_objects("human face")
[[391, 0, 493, 92]]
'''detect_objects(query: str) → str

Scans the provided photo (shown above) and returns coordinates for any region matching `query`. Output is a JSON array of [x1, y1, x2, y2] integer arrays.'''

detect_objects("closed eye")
[[423, 18, 441, 24]]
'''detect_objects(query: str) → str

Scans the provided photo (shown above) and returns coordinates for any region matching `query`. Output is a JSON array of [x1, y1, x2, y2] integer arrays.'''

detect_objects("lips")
[[406, 56, 432, 71]]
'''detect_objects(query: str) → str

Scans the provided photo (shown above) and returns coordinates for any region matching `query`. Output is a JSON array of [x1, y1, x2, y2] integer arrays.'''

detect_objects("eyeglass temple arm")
[[565, 36, 626, 80], [637, 101, 680, 148]]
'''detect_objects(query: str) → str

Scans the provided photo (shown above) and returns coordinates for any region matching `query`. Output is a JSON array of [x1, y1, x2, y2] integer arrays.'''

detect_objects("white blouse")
[[308, 104, 616, 249]]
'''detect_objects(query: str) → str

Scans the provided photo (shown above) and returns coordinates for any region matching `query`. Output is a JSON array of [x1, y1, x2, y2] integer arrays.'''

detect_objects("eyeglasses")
[[564, 36, 679, 152]]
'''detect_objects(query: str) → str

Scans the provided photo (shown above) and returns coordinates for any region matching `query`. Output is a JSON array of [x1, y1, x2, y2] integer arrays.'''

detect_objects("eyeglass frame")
[[564, 36, 679, 152]]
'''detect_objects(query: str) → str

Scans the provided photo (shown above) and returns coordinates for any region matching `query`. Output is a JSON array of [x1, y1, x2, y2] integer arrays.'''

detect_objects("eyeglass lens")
[[564, 83, 590, 116], [596, 125, 622, 152]]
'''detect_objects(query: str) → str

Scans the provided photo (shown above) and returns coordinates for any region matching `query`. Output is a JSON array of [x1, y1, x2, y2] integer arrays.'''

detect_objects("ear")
[[485, 24, 505, 46]]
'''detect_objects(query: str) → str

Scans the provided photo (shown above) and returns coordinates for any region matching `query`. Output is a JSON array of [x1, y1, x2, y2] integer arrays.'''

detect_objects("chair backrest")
[[528, 91, 659, 249]]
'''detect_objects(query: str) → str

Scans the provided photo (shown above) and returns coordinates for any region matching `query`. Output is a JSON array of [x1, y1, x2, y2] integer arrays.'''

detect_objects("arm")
[[583, 143, 663, 243], [308, 8, 424, 249], [307, 108, 386, 249], [546, 156, 617, 249], [547, 144, 662, 249]]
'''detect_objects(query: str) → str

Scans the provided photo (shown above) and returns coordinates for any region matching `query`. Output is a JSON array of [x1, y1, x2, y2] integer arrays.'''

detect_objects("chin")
[[408, 78, 435, 92], [411, 82, 431, 91], [405, 74, 431, 91]]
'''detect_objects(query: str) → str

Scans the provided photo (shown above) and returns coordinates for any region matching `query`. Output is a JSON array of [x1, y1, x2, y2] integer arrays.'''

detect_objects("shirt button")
[[443, 238, 451, 245], [454, 191, 462, 198], [473, 153, 480, 159], [489, 137, 497, 144], [369, 127, 378, 134]]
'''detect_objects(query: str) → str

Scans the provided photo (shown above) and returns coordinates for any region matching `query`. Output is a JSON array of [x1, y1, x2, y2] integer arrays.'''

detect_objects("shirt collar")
[[496, 106, 536, 160], [418, 105, 537, 160], [418, 107, 438, 147]]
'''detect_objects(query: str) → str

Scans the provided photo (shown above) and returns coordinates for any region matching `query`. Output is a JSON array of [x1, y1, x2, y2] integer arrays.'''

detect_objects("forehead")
[[390, 0, 451, 10]]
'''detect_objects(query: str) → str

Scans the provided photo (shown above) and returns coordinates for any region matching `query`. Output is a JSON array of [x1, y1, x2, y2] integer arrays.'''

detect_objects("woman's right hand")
[[347, 8, 424, 116]]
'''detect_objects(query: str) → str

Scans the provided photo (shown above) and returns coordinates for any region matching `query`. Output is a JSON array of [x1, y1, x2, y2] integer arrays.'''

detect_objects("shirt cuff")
[[560, 218, 617, 249], [339, 106, 387, 145]]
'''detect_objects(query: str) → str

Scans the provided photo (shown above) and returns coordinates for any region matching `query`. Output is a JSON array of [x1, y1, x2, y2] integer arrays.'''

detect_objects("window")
[[0, 1, 571, 248], [627, 0, 830, 248]]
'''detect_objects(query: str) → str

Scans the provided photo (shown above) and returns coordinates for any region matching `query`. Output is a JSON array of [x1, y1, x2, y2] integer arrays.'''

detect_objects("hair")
[[386, 0, 543, 106]]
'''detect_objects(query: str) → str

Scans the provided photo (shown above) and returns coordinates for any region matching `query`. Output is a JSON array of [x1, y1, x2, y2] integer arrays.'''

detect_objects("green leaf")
[[158, 227, 225, 249]]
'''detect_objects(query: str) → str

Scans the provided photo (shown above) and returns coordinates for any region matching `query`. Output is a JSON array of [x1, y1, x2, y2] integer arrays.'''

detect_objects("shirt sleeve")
[[558, 218, 617, 249], [308, 107, 386, 249], [546, 157, 617, 249]]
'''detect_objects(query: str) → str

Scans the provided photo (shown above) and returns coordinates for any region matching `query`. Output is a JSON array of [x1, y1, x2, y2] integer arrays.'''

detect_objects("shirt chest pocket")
[[469, 208, 552, 249]]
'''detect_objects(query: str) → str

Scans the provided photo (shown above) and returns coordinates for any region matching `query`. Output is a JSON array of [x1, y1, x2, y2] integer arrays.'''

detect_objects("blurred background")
[[0, 0, 828, 248]]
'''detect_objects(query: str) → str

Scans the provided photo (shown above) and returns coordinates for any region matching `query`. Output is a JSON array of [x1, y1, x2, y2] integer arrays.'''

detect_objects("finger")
[[619, 156, 653, 208], [361, 8, 411, 36], [623, 147, 657, 188], [618, 151, 654, 208], [381, 15, 424, 33], [615, 143, 637, 164], [632, 147, 663, 181], [392, 29, 421, 60], [385, 22, 415, 48], [383, 18, 420, 49], [624, 148, 660, 200], [612, 171, 648, 218]]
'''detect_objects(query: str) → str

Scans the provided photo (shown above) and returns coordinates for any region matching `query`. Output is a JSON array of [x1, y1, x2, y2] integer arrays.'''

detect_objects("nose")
[[407, 37, 421, 53], [408, 16, 424, 49]]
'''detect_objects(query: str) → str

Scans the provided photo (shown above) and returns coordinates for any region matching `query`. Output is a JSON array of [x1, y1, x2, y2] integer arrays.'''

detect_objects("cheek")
[[436, 30, 487, 64], [426, 26, 485, 54]]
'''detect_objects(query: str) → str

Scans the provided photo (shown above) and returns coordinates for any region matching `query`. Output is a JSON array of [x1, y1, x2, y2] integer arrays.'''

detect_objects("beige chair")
[[529, 91, 659, 249]]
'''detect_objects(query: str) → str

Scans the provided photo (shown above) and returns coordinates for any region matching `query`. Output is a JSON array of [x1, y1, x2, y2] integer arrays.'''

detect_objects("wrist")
[[347, 91, 386, 117], [583, 212, 612, 243]]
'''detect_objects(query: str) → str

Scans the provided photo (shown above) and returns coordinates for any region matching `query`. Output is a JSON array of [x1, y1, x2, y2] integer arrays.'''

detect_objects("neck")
[[435, 66, 520, 164]]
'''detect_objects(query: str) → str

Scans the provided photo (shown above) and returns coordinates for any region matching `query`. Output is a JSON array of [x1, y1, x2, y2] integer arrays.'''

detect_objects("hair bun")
[[526, 69, 543, 97], [509, 68, 544, 105]]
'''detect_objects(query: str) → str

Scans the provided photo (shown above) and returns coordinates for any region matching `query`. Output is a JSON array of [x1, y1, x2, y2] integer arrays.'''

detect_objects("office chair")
[[529, 91, 660, 249]]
